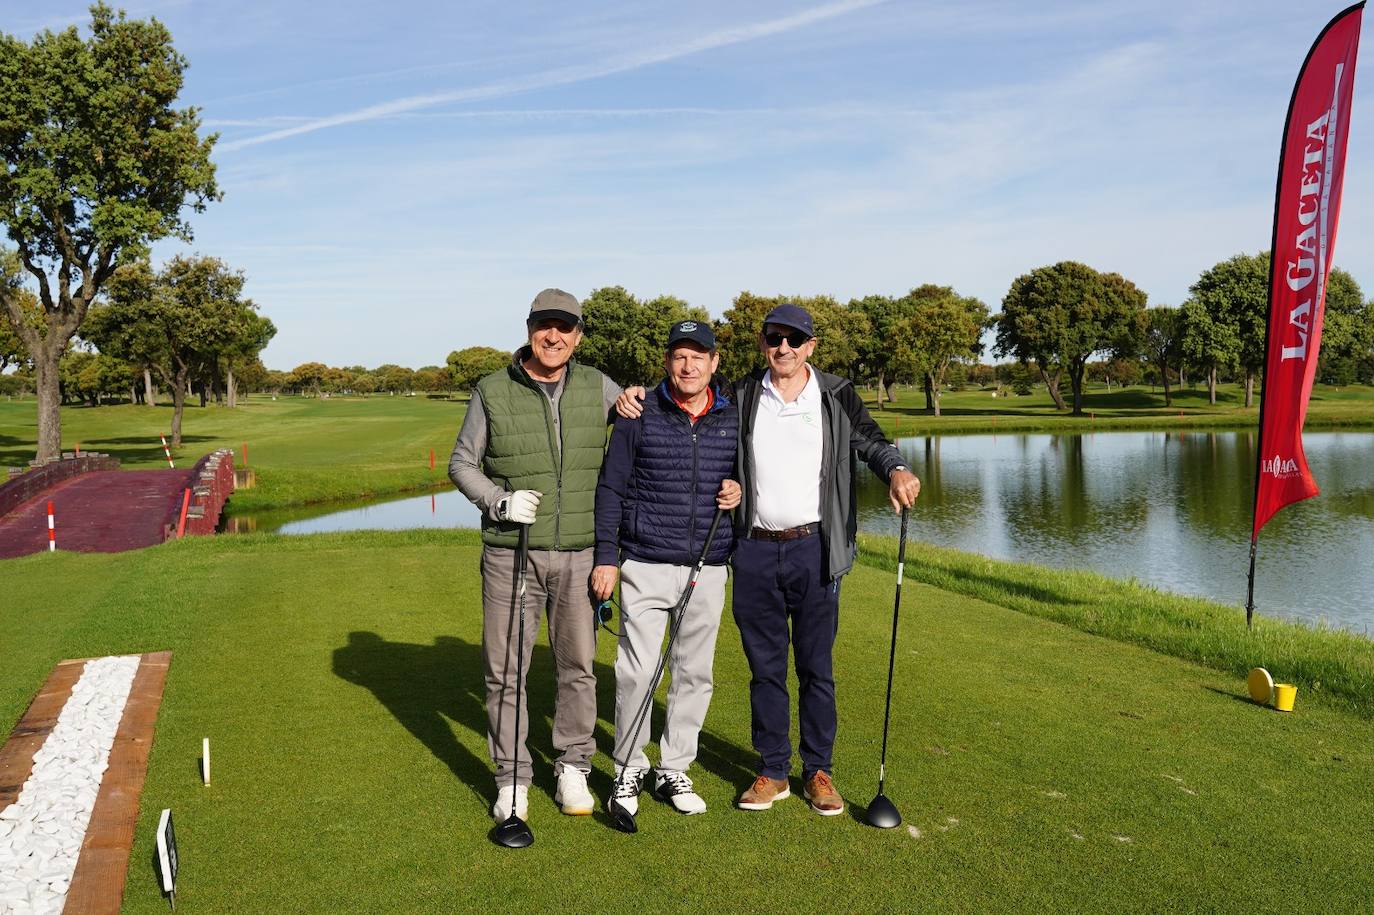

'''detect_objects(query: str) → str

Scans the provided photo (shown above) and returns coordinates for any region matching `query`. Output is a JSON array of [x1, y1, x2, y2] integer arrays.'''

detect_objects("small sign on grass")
[[156, 808, 179, 908]]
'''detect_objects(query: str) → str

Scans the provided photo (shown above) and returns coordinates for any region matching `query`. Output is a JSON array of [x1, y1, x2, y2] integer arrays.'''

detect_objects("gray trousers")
[[481, 544, 597, 786], [613, 559, 728, 772]]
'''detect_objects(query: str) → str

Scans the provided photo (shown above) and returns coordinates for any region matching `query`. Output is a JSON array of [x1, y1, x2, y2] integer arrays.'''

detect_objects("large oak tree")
[[0, 5, 218, 461], [995, 261, 1147, 415]]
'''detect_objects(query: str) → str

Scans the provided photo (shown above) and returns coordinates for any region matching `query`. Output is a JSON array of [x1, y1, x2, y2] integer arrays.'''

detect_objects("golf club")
[[865, 506, 909, 829], [492, 523, 535, 849], [608, 508, 727, 834]]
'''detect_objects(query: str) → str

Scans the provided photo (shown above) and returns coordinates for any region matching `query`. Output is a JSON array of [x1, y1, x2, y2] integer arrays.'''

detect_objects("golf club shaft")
[[511, 524, 530, 803], [876, 508, 908, 794], [616, 508, 726, 768]]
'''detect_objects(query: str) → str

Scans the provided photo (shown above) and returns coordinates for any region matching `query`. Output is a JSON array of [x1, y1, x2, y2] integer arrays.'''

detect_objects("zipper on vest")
[[553, 395, 564, 550], [689, 426, 699, 558]]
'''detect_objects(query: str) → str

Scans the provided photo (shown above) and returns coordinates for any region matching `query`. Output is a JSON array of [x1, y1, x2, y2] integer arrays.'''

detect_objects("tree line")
[[443, 259, 1371, 419]]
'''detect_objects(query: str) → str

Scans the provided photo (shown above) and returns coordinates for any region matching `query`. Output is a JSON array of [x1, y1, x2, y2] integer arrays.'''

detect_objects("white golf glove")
[[496, 489, 541, 525]]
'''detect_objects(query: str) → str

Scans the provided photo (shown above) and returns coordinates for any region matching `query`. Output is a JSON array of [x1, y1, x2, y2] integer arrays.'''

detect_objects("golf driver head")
[[864, 792, 901, 829], [492, 814, 534, 848], [608, 799, 639, 834]]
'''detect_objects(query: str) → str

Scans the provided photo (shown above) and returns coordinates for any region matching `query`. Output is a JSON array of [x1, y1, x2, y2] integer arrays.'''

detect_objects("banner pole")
[[1245, 538, 1258, 630]]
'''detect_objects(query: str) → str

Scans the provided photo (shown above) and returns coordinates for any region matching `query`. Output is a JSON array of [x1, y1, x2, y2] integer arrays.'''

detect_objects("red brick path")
[[0, 469, 195, 559]]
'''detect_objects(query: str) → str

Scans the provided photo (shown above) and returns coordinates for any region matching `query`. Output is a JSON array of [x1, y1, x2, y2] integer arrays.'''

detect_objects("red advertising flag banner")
[[1252, 2, 1364, 540]]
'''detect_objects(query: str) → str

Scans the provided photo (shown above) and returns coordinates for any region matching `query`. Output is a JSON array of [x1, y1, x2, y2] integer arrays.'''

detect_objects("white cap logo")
[[679, 321, 697, 332]]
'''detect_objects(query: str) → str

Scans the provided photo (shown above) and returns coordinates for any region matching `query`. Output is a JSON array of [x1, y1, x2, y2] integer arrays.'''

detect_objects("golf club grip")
[[516, 522, 529, 577], [897, 506, 908, 566]]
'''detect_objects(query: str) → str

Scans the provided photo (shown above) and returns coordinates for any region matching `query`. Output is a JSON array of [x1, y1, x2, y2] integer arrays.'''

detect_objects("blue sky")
[[10, 1, 1373, 369]]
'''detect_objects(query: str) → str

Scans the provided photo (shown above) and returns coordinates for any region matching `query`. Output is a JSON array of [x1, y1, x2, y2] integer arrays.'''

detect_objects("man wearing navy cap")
[[616, 303, 919, 816], [592, 320, 741, 819]]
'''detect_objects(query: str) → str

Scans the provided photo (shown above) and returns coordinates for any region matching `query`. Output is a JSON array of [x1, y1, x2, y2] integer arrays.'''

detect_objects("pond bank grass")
[[858, 533, 1374, 717]]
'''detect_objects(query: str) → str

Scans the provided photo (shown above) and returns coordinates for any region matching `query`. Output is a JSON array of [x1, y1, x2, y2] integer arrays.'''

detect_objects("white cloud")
[[217, 0, 889, 151]]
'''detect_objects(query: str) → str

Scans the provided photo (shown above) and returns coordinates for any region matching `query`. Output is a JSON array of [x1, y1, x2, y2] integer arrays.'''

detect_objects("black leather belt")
[[749, 524, 817, 541]]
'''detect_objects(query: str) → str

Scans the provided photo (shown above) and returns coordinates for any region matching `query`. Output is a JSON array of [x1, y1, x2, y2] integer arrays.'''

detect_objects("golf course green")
[[1, 532, 1370, 911], [2, 392, 1372, 911]]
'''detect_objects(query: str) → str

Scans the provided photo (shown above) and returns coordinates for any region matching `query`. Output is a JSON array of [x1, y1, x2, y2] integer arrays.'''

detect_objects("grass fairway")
[[3, 531, 1371, 912], [0, 394, 465, 511]]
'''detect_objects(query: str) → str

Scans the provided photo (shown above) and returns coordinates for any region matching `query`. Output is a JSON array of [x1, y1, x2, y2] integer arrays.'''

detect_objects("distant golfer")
[[449, 288, 621, 823], [617, 303, 919, 816], [591, 320, 740, 819]]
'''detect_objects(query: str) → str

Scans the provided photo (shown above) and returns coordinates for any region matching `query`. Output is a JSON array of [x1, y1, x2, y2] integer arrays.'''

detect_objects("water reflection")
[[857, 431, 1374, 634], [228, 487, 482, 535]]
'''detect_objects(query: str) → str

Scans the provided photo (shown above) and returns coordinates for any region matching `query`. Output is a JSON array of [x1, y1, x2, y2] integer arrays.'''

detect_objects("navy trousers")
[[731, 533, 840, 780]]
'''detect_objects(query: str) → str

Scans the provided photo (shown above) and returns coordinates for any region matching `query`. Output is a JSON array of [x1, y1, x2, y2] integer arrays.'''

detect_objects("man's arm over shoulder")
[[449, 389, 507, 519], [836, 382, 905, 479], [594, 413, 639, 566]]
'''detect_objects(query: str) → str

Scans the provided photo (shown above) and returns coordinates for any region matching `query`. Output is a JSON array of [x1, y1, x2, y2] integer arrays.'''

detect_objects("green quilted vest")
[[476, 356, 607, 550]]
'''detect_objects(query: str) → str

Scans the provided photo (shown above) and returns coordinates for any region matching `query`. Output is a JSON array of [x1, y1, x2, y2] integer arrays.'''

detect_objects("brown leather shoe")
[[803, 771, 844, 816], [737, 775, 791, 810]]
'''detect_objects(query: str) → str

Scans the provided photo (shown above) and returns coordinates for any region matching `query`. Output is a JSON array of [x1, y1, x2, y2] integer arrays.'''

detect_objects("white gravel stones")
[[0, 655, 140, 915]]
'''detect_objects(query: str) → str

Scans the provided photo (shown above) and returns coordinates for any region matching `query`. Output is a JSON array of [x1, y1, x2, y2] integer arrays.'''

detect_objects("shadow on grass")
[[84, 434, 215, 445], [333, 630, 756, 810], [0, 434, 217, 468], [861, 551, 1081, 609], [1203, 685, 1267, 711]]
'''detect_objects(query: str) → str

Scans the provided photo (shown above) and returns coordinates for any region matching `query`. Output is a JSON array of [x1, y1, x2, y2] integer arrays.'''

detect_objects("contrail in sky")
[[219, 0, 889, 152]]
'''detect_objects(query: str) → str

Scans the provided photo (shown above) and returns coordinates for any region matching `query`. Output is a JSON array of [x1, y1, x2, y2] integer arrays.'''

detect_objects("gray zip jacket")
[[734, 366, 906, 582]]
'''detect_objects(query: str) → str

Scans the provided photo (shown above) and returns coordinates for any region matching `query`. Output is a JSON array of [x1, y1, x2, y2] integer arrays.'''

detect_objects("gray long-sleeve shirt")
[[449, 368, 621, 520]]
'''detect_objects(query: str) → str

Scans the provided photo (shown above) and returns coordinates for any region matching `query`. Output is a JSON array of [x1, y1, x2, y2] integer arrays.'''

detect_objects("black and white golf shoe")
[[609, 765, 647, 817], [653, 769, 706, 815]]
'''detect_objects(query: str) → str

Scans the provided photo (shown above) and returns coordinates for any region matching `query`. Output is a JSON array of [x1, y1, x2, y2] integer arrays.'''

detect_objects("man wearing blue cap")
[[592, 320, 741, 819], [617, 303, 919, 817]]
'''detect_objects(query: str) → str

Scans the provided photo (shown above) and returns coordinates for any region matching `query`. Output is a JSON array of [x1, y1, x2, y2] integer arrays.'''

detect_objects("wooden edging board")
[[0, 651, 172, 915], [0, 658, 89, 814]]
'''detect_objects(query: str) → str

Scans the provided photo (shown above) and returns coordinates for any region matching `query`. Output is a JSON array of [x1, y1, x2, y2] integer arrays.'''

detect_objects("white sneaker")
[[654, 769, 706, 815], [555, 766, 594, 815], [609, 766, 647, 816], [492, 784, 529, 820]]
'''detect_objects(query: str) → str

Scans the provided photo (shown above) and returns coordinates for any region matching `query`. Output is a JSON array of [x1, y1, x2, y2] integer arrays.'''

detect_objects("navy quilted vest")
[[622, 380, 738, 565]]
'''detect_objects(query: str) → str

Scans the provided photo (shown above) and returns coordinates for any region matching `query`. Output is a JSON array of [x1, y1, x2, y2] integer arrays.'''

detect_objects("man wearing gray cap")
[[450, 288, 621, 823]]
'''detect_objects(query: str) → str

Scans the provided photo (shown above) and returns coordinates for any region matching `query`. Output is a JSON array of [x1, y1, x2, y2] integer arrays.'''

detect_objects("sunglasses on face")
[[763, 329, 811, 349]]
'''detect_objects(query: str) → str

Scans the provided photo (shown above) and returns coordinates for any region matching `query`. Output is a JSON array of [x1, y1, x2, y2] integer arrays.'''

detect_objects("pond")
[[228, 430, 1374, 634]]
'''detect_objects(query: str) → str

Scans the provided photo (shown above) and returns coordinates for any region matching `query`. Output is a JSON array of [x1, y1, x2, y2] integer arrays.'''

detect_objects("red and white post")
[[47, 501, 55, 551], [160, 435, 175, 468]]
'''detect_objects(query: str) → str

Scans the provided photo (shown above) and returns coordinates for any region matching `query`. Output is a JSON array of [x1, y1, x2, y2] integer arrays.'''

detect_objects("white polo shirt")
[[750, 365, 823, 530]]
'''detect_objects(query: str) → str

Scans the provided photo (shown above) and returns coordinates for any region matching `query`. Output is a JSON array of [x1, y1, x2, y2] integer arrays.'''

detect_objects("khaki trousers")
[[481, 544, 597, 786], [613, 559, 728, 772]]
